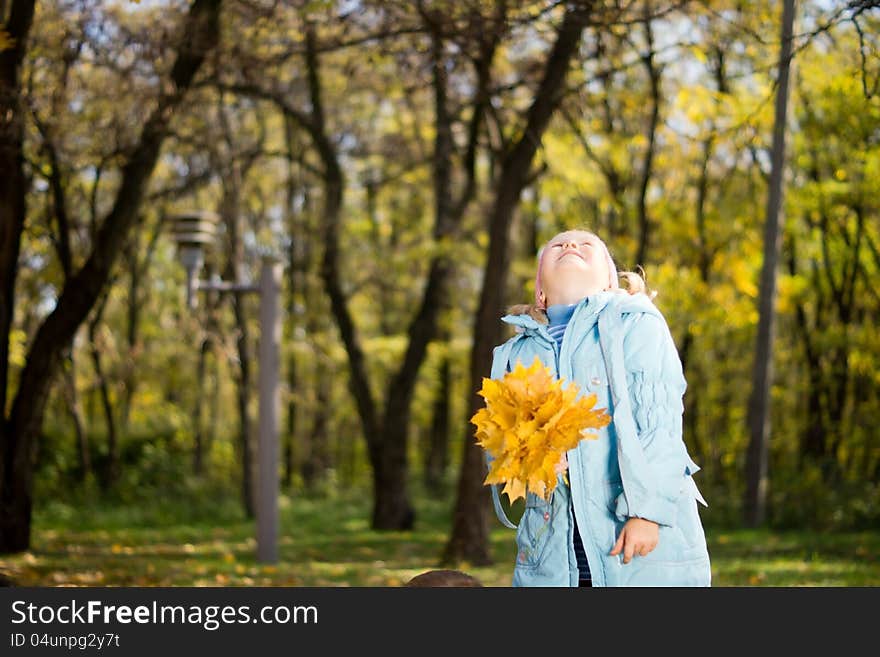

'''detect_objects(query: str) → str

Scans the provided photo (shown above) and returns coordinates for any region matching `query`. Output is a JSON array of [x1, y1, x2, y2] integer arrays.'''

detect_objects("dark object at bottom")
[[578, 579, 592, 587], [405, 569, 483, 587]]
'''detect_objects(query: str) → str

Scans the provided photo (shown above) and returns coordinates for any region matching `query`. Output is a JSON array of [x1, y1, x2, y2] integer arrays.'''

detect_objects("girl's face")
[[538, 230, 610, 305]]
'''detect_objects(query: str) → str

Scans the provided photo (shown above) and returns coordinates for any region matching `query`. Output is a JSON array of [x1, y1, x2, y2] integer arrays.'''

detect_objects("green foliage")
[[767, 464, 880, 531], [35, 406, 233, 508]]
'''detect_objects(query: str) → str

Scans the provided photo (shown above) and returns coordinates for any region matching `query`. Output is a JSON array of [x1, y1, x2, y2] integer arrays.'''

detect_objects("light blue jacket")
[[488, 291, 711, 587]]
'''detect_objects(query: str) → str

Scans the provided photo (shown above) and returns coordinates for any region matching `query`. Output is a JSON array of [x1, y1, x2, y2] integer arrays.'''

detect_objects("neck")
[[546, 286, 604, 307]]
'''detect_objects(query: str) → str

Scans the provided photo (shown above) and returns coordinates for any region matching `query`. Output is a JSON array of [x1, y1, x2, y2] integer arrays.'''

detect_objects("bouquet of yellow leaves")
[[471, 357, 612, 503]]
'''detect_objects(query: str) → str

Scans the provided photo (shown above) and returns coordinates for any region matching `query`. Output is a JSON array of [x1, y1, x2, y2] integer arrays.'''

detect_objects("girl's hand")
[[554, 453, 569, 474], [610, 518, 659, 564]]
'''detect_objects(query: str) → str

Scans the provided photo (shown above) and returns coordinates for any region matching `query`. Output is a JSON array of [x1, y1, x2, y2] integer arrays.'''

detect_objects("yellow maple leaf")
[[472, 357, 611, 504]]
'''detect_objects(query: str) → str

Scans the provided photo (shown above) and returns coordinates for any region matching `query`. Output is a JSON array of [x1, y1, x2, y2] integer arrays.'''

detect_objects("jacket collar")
[[501, 291, 664, 348], [501, 290, 625, 332], [609, 291, 662, 318]]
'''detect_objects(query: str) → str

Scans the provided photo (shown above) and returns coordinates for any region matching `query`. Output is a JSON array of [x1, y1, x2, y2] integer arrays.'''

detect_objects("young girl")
[[487, 229, 710, 587]]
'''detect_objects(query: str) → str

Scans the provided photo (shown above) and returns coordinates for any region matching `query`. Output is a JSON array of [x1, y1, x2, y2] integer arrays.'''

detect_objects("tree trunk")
[[787, 230, 828, 466], [88, 299, 118, 489], [445, 2, 595, 565], [283, 251, 297, 489], [220, 177, 256, 516], [299, 26, 381, 506], [682, 126, 719, 469], [211, 82, 262, 515], [0, 0, 37, 554], [825, 346, 849, 482], [0, 0, 222, 554], [284, 354, 297, 489], [207, 344, 220, 463], [678, 331, 704, 464], [232, 294, 255, 517], [373, 383, 415, 528], [193, 335, 211, 475], [301, 354, 329, 490], [122, 242, 139, 428], [121, 222, 161, 428], [634, 1, 661, 268], [62, 351, 91, 481], [0, 0, 35, 427], [424, 346, 451, 493], [825, 204, 864, 480], [744, 0, 796, 528], [373, 376, 417, 529], [283, 116, 303, 489], [365, 176, 395, 337], [801, 364, 826, 461]]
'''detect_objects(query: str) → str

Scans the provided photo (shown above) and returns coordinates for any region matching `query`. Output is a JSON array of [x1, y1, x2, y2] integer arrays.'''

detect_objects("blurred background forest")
[[1, 0, 878, 585]]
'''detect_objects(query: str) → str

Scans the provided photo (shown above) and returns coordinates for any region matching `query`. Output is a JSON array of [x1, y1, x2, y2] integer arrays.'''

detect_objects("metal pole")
[[256, 256, 282, 563]]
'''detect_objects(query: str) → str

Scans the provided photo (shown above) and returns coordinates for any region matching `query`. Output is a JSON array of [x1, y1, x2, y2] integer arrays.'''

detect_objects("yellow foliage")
[[0, 29, 15, 52], [776, 274, 808, 315], [8, 329, 26, 368], [731, 258, 758, 299], [471, 357, 611, 503]]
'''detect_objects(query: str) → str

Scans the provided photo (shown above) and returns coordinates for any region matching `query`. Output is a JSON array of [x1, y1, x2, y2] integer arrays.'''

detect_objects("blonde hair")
[[620, 266, 656, 298]]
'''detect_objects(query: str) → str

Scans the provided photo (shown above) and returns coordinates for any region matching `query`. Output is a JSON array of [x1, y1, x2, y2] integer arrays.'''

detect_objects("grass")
[[1, 487, 878, 587]]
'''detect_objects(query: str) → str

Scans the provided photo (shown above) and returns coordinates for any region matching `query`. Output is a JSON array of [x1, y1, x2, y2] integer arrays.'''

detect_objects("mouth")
[[557, 250, 584, 262]]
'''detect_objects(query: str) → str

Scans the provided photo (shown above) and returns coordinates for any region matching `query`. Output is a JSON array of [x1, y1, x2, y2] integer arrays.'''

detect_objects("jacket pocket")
[[674, 482, 709, 550], [515, 491, 556, 569], [604, 480, 707, 564]]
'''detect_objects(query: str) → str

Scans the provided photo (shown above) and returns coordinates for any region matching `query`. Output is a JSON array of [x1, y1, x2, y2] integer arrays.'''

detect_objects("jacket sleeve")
[[612, 312, 690, 527], [490, 338, 517, 380]]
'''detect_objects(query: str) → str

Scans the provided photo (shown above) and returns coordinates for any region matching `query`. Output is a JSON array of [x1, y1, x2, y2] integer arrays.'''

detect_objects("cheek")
[[539, 260, 555, 285], [589, 251, 608, 274]]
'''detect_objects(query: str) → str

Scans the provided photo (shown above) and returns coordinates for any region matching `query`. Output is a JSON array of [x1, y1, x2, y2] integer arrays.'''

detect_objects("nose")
[[562, 239, 578, 250]]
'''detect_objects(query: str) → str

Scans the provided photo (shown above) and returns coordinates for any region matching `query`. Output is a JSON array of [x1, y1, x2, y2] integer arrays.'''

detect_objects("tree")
[[0, 0, 222, 553], [217, 1, 505, 529], [0, 0, 37, 554], [744, 0, 797, 528], [445, 0, 597, 565]]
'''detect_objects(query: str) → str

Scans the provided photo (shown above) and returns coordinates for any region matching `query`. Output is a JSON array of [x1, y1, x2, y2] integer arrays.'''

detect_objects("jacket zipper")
[[554, 303, 603, 587]]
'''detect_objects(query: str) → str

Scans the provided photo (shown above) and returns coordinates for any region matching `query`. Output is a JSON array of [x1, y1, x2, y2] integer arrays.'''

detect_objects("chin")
[[557, 254, 588, 265]]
